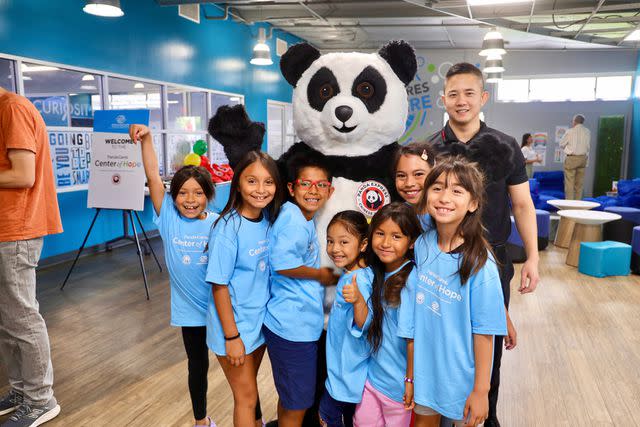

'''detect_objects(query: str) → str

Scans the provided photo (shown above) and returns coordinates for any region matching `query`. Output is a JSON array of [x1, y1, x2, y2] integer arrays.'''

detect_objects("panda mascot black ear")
[[378, 40, 417, 86], [208, 104, 265, 168], [280, 43, 321, 87]]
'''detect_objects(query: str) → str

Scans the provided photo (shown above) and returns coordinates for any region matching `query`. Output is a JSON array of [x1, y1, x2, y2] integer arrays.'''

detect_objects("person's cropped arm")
[[463, 334, 493, 426], [0, 149, 35, 188], [129, 124, 164, 215], [509, 182, 540, 294], [277, 266, 339, 286], [213, 284, 245, 367]]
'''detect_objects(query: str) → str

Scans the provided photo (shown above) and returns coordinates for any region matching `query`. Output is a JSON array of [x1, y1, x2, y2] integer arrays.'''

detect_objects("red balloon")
[[200, 155, 211, 168]]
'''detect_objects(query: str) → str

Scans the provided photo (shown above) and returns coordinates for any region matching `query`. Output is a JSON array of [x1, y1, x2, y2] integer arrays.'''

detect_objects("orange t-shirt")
[[0, 92, 62, 241]]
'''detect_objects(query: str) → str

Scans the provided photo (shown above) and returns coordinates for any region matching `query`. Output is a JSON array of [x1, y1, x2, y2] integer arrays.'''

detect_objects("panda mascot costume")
[[210, 40, 417, 265]]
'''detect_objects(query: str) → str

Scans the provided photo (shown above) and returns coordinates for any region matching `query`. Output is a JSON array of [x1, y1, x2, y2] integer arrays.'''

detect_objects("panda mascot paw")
[[208, 104, 265, 168]]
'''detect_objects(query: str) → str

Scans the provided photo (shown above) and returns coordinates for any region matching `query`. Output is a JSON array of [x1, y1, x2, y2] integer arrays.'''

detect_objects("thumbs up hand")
[[343, 274, 363, 305]]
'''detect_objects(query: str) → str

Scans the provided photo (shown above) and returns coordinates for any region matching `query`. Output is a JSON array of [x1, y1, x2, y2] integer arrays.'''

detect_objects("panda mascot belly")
[[278, 41, 417, 268]]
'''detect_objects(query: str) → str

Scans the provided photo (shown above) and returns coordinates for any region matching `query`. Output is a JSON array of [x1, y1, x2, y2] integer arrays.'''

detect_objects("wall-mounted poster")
[[555, 126, 569, 144], [49, 130, 92, 192], [87, 110, 148, 211], [532, 132, 548, 166]]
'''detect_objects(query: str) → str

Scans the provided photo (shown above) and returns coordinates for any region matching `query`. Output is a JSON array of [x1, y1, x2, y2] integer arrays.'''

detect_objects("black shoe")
[[265, 421, 278, 427], [483, 417, 501, 427]]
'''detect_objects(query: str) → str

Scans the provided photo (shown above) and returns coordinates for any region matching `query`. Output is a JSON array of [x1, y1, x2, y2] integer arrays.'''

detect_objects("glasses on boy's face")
[[293, 179, 331, 190]]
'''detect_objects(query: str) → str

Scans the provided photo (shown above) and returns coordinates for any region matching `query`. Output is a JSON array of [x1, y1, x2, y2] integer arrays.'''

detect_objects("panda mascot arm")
[[207, 104, 265, 168]]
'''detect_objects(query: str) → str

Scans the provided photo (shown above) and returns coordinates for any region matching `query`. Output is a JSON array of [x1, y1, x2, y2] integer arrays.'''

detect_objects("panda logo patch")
[[356, 180, 390, 218]]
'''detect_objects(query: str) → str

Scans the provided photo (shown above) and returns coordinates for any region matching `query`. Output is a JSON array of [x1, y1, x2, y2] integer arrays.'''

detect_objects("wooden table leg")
[[566, 223, 602, 267], [555, 217, 576, 248]]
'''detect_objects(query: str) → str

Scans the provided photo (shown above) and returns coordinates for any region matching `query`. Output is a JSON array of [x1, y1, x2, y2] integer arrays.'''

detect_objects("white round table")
[[557, 209, 621, 267], [549, 200, 600, 248]]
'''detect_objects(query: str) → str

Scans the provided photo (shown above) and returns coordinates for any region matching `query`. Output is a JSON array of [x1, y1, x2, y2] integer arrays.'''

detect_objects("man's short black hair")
[[445, 62, 485, 90], [574, 114, 585, 124]]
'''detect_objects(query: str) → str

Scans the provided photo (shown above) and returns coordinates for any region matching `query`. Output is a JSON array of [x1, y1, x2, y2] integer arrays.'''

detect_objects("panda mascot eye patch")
[[307, 67, 340, 112], [351, 66, 387, 114]]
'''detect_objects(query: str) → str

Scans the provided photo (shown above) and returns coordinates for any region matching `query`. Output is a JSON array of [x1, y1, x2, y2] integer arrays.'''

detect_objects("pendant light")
[[83, 0, 124, 18], [250, 28, 273, 66], [480, 28, 506, 57]]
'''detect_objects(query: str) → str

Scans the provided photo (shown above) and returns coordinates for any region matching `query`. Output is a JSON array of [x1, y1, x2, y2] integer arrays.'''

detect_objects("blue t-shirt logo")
[[182, 255, 191, 265], [199, 255, 208, 264], [416, 292, 425, 305], [258, 260, 267, 272]]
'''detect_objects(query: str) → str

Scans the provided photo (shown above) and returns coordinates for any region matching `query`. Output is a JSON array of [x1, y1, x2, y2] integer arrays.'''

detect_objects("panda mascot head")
[[281, 41, 416, 157]]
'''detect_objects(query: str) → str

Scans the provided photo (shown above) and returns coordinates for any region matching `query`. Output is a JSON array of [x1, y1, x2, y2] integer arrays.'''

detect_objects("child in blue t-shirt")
[[394, 142, 436, 230], [398, 156, 509, 427], [263, 156, 339, 426], [206, 151, 285, 427], [352, 203, 422, 427], [319, 211, 372, 427], [130, 124, 218, 427]]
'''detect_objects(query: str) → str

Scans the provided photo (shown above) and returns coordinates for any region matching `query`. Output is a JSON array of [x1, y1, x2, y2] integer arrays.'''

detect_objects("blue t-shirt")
[[325, 267, 374, 403], [367, 261, 413, 403], [265, 202, 325, 342], [398, 230, 507, 420], [418, 212, 432, 231], [205, 210, 270, 356], [154, 193, 218, 327]]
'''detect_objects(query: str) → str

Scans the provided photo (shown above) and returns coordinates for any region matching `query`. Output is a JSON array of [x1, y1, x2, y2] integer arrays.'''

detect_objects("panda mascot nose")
[[335, 105, 353, 123]]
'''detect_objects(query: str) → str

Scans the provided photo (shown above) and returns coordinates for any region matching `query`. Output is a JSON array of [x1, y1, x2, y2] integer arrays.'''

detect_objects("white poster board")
[[87, 110, 149, 211]]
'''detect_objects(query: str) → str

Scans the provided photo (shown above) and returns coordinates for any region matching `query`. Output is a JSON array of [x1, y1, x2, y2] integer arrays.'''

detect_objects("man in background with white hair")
[[560, 114, 591, 199]]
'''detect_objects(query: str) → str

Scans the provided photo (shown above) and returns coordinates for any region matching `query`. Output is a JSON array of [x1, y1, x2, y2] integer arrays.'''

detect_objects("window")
[[529, 77, 596, 102], [596, 76, 633, 100], [496, 79, 529, 102], [167, 87, 208, 131], [22, 63, 102, 127], [0, 58, 15, 92], [107, 77, 162, 130]]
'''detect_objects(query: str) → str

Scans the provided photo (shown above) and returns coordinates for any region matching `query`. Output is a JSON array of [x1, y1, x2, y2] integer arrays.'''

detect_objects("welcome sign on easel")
[[87, 110, 149, 211]]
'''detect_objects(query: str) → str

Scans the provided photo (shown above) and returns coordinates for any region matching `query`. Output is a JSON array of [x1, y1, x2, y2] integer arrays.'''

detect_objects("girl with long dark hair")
[[206, 150, 284, 427], [399, 156, 508, 427], [352, 203, 421, 427]]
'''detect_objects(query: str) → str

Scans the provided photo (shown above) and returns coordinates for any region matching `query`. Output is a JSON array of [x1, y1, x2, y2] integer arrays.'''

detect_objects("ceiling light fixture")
[[468, 0, 532, 5], [83, 0, 124, 17], [486, 73, 503, 84], [82, 74, 95, 81], [134, 82, 145, 89], [80, 85, 97, 90], [484, 57, 505, 73], [250, 27, 273, 66], [480, 28, 506, 57]]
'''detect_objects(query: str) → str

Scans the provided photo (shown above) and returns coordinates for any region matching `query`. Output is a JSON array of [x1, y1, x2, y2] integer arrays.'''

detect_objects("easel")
[[60, 208, 162, 300]]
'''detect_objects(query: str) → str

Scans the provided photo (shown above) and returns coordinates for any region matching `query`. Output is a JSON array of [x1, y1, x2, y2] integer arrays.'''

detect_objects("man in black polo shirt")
[[428, 63, 540, 427]]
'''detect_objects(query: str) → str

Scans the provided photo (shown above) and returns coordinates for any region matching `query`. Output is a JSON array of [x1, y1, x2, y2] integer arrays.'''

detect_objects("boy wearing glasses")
[[264, 156, 339, 427]]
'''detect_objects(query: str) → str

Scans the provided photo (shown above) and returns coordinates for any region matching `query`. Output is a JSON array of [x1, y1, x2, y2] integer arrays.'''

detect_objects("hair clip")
[[421, 150, 429, 162]]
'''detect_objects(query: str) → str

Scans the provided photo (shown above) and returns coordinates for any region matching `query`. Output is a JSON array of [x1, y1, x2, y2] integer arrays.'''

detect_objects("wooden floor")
[[1, 239, 639, 426]]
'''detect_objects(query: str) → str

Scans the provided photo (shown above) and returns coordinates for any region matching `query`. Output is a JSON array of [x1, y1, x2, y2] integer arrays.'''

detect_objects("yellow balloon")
[[184, 153, 201, 166]]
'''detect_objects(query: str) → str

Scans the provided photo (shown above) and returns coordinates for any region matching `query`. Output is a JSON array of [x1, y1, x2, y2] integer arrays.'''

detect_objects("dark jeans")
[[488, 244, 513, 418], [182, 326, 263, 421], [302, 330, 327, 427], [318, 387, 355, 427], [181, 326, 209, 420]]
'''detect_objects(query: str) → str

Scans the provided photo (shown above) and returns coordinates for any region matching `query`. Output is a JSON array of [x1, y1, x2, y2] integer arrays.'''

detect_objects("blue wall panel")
[[0, 1, 300, 259]]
